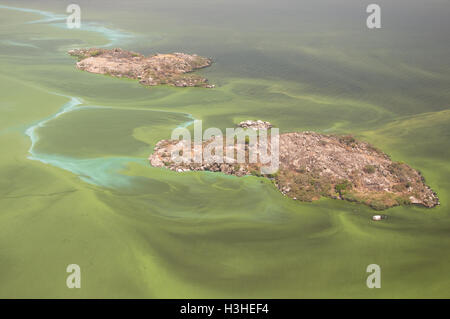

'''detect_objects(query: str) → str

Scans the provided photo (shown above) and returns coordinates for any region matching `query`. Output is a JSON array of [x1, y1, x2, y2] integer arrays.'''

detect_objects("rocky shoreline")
[[149, 121, 439, 210], [68, 48, 214, 88]]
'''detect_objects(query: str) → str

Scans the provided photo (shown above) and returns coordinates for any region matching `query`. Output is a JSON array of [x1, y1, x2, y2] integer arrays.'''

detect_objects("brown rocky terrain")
[[68, 48, 214, 88], [149, 122, 439, 210], [238, 120, 273, 130]]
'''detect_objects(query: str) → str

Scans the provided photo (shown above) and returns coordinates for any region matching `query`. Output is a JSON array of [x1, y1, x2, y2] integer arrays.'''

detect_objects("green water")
[[0, 0, 449, 298]]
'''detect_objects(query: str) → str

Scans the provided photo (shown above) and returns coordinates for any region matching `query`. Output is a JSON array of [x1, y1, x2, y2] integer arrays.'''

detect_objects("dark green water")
[[0, 0, 449, 297]]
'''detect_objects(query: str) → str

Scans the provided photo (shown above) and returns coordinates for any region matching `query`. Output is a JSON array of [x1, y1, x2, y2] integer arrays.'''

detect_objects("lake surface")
[[0, 0, 449, 297]]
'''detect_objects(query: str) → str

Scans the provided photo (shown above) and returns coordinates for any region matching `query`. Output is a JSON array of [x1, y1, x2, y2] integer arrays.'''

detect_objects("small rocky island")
[[149, 121, 439, 210], [68, 48, 214, 88]]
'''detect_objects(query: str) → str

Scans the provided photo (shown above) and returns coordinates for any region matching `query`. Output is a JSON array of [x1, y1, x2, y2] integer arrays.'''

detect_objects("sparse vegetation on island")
[[149, 121, 439, 210], [68, 48, 214, 88]]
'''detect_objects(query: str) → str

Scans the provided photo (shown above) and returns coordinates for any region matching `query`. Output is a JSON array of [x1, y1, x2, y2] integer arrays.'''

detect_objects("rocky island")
[[68, 48, 214, 88], [149, 121, 439, 210]]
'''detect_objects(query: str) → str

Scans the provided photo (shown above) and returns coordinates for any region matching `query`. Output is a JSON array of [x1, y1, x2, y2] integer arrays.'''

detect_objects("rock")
[[238, 120, 272, 130], [148, 123, 439, 210], [409, 196, 422, 204], [68, 48, 213, 88]]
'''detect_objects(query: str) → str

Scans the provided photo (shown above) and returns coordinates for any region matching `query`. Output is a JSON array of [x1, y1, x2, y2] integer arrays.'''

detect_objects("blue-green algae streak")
[[0, 0, 449, 298]]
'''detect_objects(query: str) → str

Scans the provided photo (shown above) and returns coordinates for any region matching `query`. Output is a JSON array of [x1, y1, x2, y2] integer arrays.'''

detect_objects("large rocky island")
[[68, 48, 214, 88], [149, 121, 439, 210]]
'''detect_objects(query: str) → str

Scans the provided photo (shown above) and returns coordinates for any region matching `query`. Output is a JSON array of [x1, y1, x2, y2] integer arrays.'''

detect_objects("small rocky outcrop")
[[68, 48, 214, 88], [149, 122, 439, 210], [238, 120, 272, 130]]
